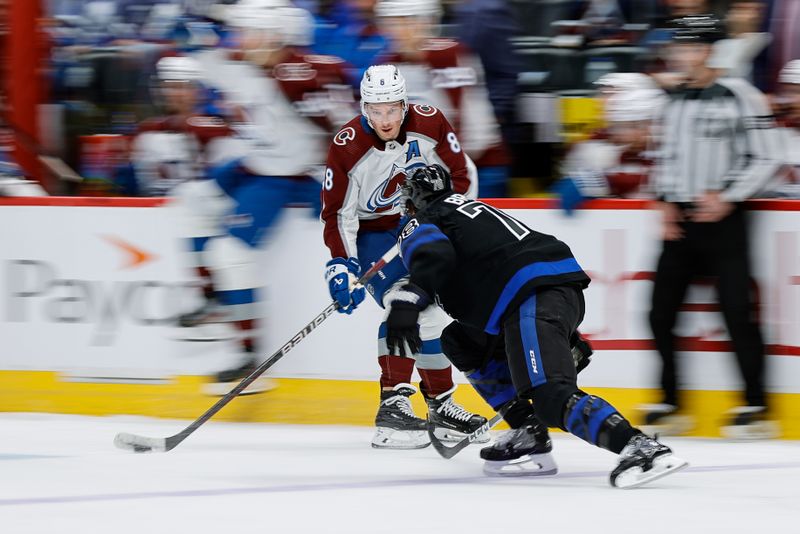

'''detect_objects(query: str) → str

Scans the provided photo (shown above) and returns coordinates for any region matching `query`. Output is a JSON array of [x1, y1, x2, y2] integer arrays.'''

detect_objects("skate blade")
[[612, 454, 688, 489], [202, 377, 277, 396], [639, 415, 695, 437], [371, 428, 430, 449], [170, 323, 236, 342], [720, 420, 780, 440], [433, 426, 490, 444], [483, 453, 558, 477]]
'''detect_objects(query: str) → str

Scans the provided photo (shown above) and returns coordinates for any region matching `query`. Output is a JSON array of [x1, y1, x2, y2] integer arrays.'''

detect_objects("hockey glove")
[[385, 284, 431, 357], [551, 172, 609, 216], [325, 257, 366, 314], [570, 332, 593, 373]]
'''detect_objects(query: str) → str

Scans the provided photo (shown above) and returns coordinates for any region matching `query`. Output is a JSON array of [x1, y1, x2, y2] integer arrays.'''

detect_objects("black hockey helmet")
[[401, 164, 452, 215], [670, 14, 726, 44]]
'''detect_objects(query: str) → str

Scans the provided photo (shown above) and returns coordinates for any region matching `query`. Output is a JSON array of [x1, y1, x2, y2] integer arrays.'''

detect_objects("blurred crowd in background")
[[0, 0, 798, 202]]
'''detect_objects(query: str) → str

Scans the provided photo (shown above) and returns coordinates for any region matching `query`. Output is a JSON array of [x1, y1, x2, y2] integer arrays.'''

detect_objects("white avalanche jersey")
[[194, 49, 356, 177], [130, 114, 233, 196], [321, 104, 478, 259]]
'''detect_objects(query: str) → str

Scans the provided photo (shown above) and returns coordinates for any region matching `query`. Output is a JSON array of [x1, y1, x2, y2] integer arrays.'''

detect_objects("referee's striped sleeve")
[[718, 78, 784, 202]]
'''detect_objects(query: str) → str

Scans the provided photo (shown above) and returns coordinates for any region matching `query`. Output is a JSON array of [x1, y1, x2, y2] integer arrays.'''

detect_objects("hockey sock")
[[418, 367, 454, 397], [235, 319, 258, 354], [465, 359, 517, 410], [378, 354, 415, 389], [196, 266, 215, 300], [563, 392, 639, 453]]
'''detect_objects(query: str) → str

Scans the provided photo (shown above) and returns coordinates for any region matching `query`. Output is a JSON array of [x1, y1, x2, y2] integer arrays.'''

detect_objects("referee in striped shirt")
[[647, 15, 783, 438]]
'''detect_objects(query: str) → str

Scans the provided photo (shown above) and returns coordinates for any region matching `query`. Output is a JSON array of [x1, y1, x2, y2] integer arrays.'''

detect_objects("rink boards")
[[1, 197, 799, 438]]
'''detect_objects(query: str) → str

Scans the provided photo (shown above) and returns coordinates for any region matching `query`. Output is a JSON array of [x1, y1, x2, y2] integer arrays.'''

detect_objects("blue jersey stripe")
[[485, 257, 583, 334], [400, 223, 450, 267], [519, 294, 547, 388], [216, 288, 256, 306]]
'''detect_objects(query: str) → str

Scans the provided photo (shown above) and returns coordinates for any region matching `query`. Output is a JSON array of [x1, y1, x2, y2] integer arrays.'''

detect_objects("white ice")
[[0, 414, 797, 534]]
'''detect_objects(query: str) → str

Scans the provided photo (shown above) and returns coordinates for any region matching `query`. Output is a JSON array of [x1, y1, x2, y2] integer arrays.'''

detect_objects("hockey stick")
[[428, 403, 511, 460], [114, 245, 399, 453], [429, 337, 594, 459]]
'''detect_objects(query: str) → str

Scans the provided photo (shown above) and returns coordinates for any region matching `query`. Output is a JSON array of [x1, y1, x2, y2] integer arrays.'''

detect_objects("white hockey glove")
[[325, 257, 366, 314]]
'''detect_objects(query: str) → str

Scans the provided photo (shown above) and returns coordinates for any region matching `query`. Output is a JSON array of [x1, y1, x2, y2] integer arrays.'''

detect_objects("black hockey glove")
[[385, 284, 431, 357], [570, 332, 593, 373]]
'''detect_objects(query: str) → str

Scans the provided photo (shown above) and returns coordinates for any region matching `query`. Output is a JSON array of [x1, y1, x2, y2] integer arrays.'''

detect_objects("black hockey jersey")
[[398, 193, 590, 334]]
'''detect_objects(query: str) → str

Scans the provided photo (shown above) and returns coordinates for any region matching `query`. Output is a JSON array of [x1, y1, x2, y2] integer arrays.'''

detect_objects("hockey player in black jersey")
[[385, 164, 688, 488]]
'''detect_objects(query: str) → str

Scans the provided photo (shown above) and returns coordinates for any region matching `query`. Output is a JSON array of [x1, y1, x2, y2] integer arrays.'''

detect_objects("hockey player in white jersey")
[[373, 0, 509, 197], [553, 87, 665, 213], [321, 64, 487, 449], [172, 1, 357, 392]]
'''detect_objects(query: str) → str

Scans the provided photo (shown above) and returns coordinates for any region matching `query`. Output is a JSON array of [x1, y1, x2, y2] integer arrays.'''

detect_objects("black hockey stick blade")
[[113, 245, 398, 453], [428, 404, 510, 460]]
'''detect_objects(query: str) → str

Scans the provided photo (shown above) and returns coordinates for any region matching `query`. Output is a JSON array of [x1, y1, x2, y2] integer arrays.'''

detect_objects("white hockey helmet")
[[779, 60, 800, 85], [156, 55, 203, 82], [374, 0, 442, 19], [228, 2, 311, 48], [276, 6, 315, 47], [227, 0, 288, 30], [605, 88, 666, 122], [360, 65, 409, 123], [594, 72, 658, 92]]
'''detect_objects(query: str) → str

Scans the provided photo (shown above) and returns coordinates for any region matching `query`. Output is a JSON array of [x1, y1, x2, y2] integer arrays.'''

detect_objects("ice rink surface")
[[1, 414, 797, 534]]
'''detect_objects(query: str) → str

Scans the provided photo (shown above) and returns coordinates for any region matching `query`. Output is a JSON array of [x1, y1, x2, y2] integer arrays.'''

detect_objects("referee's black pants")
[[649, 205, 766, 408]]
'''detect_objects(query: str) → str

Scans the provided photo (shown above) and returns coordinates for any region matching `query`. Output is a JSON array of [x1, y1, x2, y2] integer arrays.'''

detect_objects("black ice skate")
[[480, 415, 557, 477], [426, 386, 490, 444], [637, 403, 694, 436], [610, 434, 688, 489], [174, 299, 235, 342], [371, 383, 430, 449], [203, 353, 276, 396], [720, 406, 780, 440], [177, 298, 229, 327]]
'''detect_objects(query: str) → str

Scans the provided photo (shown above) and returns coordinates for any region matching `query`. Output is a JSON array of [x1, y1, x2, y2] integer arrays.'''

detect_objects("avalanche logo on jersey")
[[366, 158, 431, 213], [367, 164, 407, 212]]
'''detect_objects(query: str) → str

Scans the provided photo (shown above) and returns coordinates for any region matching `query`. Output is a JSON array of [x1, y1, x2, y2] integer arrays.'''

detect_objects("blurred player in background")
[[553, 85, 665, 213], [373, 0, 508, 197], [386, 163, 687, 488], [321, 64, 487, 449], [172, 0, 357, 393], [769, 60, 800, 197], [117, 55, 231, 198]]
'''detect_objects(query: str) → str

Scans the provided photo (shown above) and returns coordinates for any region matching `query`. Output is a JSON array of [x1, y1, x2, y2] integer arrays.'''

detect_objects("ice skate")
[[426, 386, 489, 444], [173, 299, 236, 342], [720, 406, 780, 440], [177, 299, 230, 328], [637, 403, 694, 436], [480, 415, 557, 477], [371, 383, 430, 449], [610, 434, 688, 489], [203, 355, 277, 396]]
